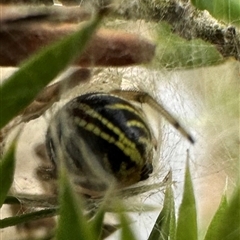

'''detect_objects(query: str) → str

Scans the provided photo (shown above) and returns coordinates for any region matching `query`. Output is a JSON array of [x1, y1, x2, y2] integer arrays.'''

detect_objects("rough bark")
[[113, 0, 240, 61]]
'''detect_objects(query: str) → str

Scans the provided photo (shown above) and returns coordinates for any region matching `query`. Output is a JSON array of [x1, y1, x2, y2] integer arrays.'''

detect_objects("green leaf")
[[176, 158, 198, 240], [56, 168, 94, 240], [206, 184, 240, 240], [168, 184, 176, 240], [0, 140, 16, 208], [204, 192, 228, 240], [3, 196, 20, 205], [101, 223, 121, 239], [154, 23, 223, 69], [169, 202, 176, 240], [0, 208, 58, 229], [0, 13, 102, 130], [90, 206, 105, 240], [148, 176, 176, 240], [191, 0, 240, 26], [120, 212, 137, 240]]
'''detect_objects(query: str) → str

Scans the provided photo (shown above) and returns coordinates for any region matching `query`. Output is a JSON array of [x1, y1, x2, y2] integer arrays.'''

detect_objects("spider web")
[[100, 21, 239, 240], [0, 1, 239, 239]]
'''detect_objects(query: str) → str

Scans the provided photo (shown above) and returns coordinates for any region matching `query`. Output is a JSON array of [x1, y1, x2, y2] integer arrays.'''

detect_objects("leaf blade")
[[176, 157, 198, 240], [0, 208, 58, 229], [0, 13, 102, 129], [56, 168, 94, 240], [206, 184, 240, 240], [204, 192, 228, 240], [90, 206, 105, 239], [0, 140, 16, 208], [120, 212, 137, 240], [154, 23, 223, 69], [191, 0, 240, 26], [148, 175, 176, 240]]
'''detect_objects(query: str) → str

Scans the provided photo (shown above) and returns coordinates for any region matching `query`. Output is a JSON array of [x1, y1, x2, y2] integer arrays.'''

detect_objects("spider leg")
[[9, 203, 56, 239], [110, 89, 195, 144], [34, 143, 58, 196], [21, 68, 91, 123], [7, 143, 57, 238]]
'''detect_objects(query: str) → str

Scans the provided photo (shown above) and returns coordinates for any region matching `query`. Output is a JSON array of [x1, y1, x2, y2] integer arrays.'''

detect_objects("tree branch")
[[113, 0, 240, 61]]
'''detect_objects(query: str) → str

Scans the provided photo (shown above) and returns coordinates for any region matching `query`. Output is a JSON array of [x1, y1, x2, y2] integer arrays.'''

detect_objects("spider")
[[2, 68, 194, 239], [0, 4, 194, 239], [33, 79, 194, 199]]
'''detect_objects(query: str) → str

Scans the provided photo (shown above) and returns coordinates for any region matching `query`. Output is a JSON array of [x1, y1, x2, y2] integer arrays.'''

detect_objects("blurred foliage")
[[191, 0, 240, 26], [0, 1, 239, 239], [0, 12, 102, 129], [148, 159, 240, 240], [0, 140, 16, 208], [153, 22, 224, 69]]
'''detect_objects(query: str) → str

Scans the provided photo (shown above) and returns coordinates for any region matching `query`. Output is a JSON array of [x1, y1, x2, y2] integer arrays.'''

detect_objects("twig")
[[113, 0, 240, 61]]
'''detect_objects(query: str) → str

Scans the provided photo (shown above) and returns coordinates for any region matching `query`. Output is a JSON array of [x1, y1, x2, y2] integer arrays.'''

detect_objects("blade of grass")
[[176, 153, 198, 240], [90, 206, 105, 240], [0, 208, 58, 229], [148, 174, 176, 240], [204, 192, 228, 240], [154, 22, 223, 69], [0, 140, 16, 208], [120, 212, 137, 240], [0, 12, 102, 130], [169, 198, 176, 240], [56, 168, 94, 240], [101, 223, 121, 239], [3, 195, 21, 205], [206, 183, 240, 240], [4, 194, 58, 208], [191, 0, 240, 26]]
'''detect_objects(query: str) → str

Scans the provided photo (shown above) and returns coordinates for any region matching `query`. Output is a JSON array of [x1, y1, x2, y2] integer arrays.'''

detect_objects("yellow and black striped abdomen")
[[46, 92, 154, 192]]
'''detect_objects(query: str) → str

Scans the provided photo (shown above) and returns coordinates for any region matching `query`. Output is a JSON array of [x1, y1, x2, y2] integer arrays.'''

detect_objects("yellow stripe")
[[126, 119, 149, 134], [74, 104, 144, 165], [78, 103, 135, 149], [126, 120, 152, 154], [107, 102, 151, 136], [106, 103, 141, 117]]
